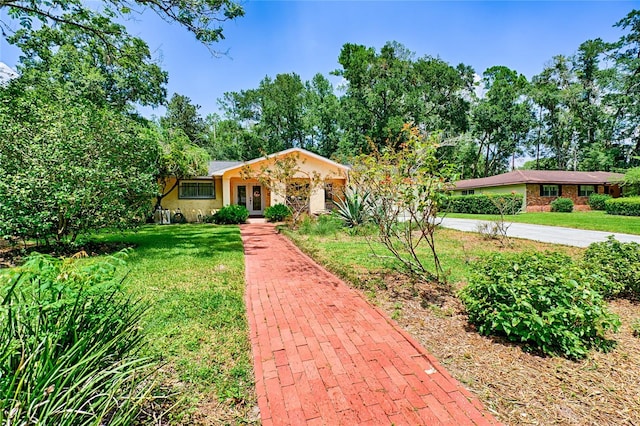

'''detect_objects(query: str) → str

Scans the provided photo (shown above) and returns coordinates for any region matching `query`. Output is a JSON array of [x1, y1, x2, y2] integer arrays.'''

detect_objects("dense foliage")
[[446, 193, 523, 215], [0, 252, 154, 424], [588, 193, 612, 210], [605, 197, 640, 216], [212, 205, 249, 224], [584, 236, 640, 299], [0, 80, 158, 244], [264, 203, 292, 222], [460, 251, 620, 359], [550, 197, 574, 213]]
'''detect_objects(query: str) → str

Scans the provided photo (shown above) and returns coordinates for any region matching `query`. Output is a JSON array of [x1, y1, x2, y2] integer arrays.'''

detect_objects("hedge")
[[550, 197, 574, 213], [588, 194, 611, 211], [446, 193, 523, 215], [605, 197, 640, 216]]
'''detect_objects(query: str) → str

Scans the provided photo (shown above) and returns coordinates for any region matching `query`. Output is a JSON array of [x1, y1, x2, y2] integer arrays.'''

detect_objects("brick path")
[[241, 223, 500, 425]]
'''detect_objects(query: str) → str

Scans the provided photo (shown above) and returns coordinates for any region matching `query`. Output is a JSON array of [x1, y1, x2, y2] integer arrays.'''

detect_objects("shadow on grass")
[[100, 224, 244, 260]]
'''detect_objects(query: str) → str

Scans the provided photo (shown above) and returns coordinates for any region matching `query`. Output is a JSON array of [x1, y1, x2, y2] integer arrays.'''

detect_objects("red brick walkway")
[[241, 224, 500, 426]]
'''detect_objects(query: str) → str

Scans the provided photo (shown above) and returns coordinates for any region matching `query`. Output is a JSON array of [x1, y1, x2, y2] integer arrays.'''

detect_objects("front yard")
[[446, 211, 640, 235], [97, 225, 258, 424], [286, 226, 640, 425]]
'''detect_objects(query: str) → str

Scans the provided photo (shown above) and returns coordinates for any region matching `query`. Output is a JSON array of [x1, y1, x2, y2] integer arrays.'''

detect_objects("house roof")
[[209, 147, 350, 176], [208, 161, 243, 175], [454, 170, 625, 190]]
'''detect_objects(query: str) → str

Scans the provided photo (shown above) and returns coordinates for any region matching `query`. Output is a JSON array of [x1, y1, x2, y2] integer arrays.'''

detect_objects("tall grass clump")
[[0, 252, 156, 425]]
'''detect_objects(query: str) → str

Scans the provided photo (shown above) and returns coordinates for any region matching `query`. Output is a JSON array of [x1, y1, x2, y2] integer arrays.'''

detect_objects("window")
[[540, 184, 560, 197], [461, 189, 475, 196], [179, 182, 215, 199], [325, 183, 333, 201], [578, 185, 595, 197]]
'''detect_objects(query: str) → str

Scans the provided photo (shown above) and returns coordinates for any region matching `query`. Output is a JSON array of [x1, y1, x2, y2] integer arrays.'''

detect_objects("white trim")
[[210, 147, 350, 176]]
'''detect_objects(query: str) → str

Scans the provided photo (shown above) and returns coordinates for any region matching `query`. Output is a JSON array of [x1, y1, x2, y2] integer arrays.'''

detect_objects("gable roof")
[[454, 170, 624, 190], [209, 147, 349, 176]]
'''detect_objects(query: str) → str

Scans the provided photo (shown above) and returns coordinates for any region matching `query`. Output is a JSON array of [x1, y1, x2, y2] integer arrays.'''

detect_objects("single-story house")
[[159, 148, 349, 222], [452, 170, 624, 212]]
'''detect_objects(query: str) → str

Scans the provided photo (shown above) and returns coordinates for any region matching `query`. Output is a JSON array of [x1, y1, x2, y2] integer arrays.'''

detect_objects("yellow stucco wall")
[[159, 177, 223, 222], [221, 150, 348, 214]]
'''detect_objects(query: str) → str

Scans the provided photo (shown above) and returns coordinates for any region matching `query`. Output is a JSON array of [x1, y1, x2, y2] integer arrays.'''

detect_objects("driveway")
[[438, 217, 640, 248]]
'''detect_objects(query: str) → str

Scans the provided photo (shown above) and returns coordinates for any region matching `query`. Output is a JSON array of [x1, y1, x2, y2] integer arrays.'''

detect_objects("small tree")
[[241, 153, 328, 226], [350, 124, 457, 285]]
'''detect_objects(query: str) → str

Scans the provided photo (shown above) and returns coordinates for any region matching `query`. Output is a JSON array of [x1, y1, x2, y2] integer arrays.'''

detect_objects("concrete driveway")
[[439, 217, 640, 248]]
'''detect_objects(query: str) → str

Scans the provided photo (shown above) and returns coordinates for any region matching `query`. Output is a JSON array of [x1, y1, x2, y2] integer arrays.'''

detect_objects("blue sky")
[[1, 1, 639, 119]]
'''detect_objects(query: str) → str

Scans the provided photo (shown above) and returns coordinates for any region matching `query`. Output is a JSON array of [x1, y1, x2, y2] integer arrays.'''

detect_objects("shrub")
[[297, 214, 344, 236], [550, 197, 574, 212], [334, 189, 370, 227], [264, 203, 292, 222], [583, 236, 640, 299], [459, 251, 620, 359], [446, 193, 523, 215], [0, 252, 155, 424], [588, 193, 611, 211], [212, 205, 249, 224], [605, 197, 640, 216]]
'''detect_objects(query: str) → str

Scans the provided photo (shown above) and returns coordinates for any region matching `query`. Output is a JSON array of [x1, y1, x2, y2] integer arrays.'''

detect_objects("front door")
[[236, 184, 264, 216]]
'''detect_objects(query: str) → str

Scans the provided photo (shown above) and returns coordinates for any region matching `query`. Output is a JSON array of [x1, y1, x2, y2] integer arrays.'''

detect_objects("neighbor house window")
[[179, 182, 215, 199], [540, 184, 560, 197], [578, 185, 595, 197], [461, 190, 475, 195]]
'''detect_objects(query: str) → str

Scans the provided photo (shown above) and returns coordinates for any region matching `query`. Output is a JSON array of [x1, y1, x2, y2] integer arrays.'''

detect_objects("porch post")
[[222, 177, 231, 207]]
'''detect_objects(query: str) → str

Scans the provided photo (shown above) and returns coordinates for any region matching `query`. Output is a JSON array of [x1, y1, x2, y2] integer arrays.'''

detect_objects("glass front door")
[[236, 184, 264, 215]]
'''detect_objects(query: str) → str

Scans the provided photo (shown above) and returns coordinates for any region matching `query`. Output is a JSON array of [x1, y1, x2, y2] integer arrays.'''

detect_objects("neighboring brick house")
[[452, 170, 624, 212]]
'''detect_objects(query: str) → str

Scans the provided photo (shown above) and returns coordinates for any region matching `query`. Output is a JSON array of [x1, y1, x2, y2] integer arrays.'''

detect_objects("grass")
[[445, 210, 640, 235], [95, 224, 256, 424], [285, 225, 584, 288]]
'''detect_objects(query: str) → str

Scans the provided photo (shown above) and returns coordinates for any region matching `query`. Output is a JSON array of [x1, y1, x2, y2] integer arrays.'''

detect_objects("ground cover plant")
[[446, 210, 640, 235], [92, 224, 256, 424], [0, 252, 155, 425], [285, 226, 640, 425]]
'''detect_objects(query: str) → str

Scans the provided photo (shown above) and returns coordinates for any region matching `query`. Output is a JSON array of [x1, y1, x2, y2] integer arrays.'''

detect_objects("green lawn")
[[285, 226, 583, 287], [96, 224, 255, 424], [445, 211, 640, 235]]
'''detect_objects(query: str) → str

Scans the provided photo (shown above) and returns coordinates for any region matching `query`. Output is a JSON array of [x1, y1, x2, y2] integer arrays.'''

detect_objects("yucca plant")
[[0, 252, 157, 425], [334, 188, 370, 228]]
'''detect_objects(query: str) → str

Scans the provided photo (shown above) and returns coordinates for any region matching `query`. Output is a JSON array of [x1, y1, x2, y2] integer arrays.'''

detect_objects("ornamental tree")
[[349, 124, 457, 285]]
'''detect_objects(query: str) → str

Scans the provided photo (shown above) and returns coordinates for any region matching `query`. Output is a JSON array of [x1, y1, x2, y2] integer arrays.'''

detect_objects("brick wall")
[[525, 184, 598, 212]]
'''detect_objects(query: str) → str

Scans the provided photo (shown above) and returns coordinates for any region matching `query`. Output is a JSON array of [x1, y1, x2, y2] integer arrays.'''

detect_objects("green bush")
[[264, 203, 292, 222], [605, 197, 640, 216], [298, 214, 344, 236], [459, 251, 619, 359], [0, 252, 155, 424], [446, 193, 523, 215], [583, 236, 640, 299], [212, 205, 249, 224], [588, 193, 612, 211], [550, 197, 574, 212]]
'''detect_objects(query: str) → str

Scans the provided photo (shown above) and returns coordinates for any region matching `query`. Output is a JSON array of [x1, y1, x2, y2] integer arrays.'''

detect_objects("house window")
[[540, 184, 560, 197], [179, 182, 215, 199], [578, 185, 595, 197], [325, 183, 333, 201], [461, 190, 475, 196]]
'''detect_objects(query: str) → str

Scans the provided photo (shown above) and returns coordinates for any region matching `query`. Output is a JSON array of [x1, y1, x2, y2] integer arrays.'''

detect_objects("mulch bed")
[[369, 270, 640, 425]]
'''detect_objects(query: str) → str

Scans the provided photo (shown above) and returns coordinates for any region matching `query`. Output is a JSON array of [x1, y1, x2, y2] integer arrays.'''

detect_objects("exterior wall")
[[159, 177, 223, 222], [525, 184, 591, 212], [221, 151, 348, 215]]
